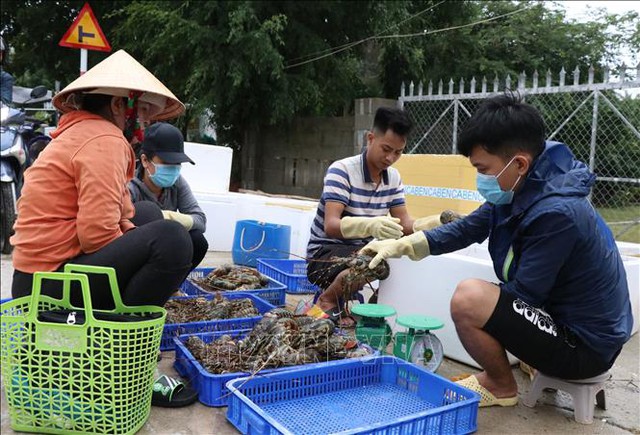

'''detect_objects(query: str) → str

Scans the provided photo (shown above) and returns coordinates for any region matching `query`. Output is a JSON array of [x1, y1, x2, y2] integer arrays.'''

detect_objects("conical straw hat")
[[53, 49, 184, 121]]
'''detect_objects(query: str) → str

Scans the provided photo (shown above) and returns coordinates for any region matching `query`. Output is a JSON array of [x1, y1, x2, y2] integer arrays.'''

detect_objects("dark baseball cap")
[[141, 122, 195, 164]]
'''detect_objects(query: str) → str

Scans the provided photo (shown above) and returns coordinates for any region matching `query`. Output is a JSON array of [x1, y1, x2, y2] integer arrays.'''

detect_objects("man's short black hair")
[[373, 107, 413, 137], [457, 92, 546, 158]]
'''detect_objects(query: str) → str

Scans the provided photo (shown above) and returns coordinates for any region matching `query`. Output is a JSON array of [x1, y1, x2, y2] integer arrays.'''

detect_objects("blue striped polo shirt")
[[307, 150, 406, 257]]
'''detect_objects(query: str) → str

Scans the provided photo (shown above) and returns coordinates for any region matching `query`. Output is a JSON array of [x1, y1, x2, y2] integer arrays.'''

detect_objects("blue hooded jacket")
[[426, 141, 633, 363]]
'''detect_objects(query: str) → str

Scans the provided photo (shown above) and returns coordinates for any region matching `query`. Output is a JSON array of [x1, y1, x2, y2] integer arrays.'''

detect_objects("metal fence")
[[399, 65, 640, 242]]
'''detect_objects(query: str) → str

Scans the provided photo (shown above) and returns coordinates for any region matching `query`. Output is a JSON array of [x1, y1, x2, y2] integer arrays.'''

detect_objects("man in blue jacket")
[[363, 93, 633, 407]]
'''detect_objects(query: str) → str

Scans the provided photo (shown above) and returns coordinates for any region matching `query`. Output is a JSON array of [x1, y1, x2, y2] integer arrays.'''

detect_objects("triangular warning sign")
[[59, 3, 111, 52]]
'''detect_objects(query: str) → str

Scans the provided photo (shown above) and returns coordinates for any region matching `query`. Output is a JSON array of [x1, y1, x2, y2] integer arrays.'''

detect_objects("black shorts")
[[307, 244, 361, 289], [483, 290, 615, 380]]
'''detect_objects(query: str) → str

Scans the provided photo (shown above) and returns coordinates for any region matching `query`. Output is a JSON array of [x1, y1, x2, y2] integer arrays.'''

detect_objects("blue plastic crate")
[[257, 259, 320, 295], [178, 267, 287, 306], [174, 330, 378, 407], [226, 355, 480, 435], [160, 293, 274, 351]]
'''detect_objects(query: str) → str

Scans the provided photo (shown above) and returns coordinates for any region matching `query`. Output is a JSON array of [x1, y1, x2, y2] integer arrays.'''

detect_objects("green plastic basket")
[[0, 264, 166, 435]]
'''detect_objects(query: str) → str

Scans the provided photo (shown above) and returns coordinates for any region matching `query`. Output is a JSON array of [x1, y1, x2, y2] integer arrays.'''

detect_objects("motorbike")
[[0, 85, 50, 254]]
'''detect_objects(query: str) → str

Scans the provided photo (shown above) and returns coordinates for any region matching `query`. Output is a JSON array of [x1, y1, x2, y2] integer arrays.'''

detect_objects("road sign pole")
[[80, 48, 88, 75]]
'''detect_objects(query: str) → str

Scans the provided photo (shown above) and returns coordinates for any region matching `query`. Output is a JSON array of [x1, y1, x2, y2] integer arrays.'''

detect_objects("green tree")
[[1, 0, 129, 89], [109, 1, 463, 144], [379, 1, 639, 93], [2, 0, 636, 185]]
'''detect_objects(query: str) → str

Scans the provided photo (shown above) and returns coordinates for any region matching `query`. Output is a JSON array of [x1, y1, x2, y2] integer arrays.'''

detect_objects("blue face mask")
[[148, 162, 181, 188], [476, 156, 521, 205]]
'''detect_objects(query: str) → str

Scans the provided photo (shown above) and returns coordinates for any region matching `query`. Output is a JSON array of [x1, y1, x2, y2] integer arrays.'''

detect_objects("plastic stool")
[[523, 371, 610, 424]]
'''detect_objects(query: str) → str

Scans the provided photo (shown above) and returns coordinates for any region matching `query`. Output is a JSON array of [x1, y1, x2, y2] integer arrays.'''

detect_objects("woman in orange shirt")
[[10, 50, 192, 309]]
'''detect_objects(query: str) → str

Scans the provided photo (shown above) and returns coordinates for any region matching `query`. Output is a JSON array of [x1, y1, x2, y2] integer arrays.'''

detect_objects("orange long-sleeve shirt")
[[11, 111, 136, 273]]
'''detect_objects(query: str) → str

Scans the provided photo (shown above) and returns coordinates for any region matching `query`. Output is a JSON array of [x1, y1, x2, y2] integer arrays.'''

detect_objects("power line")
[[285, 1, 445, 64], [284, 5, 532, 70], [377, 7, 531, 40]]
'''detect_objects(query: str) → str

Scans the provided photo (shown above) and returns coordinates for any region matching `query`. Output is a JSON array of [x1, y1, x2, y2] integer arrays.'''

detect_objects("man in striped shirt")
[[306, 107, 415, 327]]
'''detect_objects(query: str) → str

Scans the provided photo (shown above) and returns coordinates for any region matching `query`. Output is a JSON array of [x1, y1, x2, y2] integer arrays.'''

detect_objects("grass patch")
[[597, 206, 640, 244]]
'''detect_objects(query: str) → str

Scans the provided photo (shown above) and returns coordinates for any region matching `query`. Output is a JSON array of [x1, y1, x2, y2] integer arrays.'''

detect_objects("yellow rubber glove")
[[413, 210, 467, 232], [360, 231, 430, 269], [340, 216, 404, 240], [412, 215, 442, 232], [162, 210, 194, 231]]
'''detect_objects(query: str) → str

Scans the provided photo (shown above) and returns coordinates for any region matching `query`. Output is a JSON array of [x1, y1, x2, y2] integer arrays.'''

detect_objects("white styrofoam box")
[[192, 191, 318, 259], [193, 192, 239, 251], [192, 191, 236, 203], [229, 192, 317, 259], [226, 191, 318, 211], [198, 199, 237, 251], [615, 231, 640, 337], [617, 241, 640, 257], [622, 255, 639, 335], [378, 246, 518, 369], [261, 204, 315, 260], [181, 142, 233, 194]]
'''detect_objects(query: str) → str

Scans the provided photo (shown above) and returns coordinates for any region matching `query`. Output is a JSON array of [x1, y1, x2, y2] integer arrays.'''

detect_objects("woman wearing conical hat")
[[10, 50, 194, 309]]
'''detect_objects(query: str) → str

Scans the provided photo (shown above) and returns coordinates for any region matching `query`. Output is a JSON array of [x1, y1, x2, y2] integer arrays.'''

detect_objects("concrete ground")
[[1, 251, 639, 434]]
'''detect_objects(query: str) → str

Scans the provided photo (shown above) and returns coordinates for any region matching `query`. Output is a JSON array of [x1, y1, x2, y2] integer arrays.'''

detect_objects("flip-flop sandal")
[[449, 373, 473, 382], [151, 375, 198, 408], [456, 375, 518, 408], [519, 361, 537, 381], [519, 362, 556, 391]]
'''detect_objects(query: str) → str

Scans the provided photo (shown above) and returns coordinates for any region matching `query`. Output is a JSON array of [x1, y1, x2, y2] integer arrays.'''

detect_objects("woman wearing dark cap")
[[128, 122, 208, 272]]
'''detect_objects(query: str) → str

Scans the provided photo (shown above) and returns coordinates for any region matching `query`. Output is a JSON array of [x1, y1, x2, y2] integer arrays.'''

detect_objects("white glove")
[[340, 216, 404, 240], [162, 210, 194, 231], [360, 231, 430, 269]]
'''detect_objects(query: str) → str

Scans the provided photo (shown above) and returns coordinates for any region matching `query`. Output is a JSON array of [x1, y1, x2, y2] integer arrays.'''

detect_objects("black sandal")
[[307, 305, 355, 328], [151, 375, 198, 408]]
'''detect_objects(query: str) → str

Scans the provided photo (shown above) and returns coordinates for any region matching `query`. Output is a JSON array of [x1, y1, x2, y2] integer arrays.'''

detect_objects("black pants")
[[189, 229, 208, 271], [483, 290, 615, 379], [11, 202, 193, 309], [130, 201, 208, 271]]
